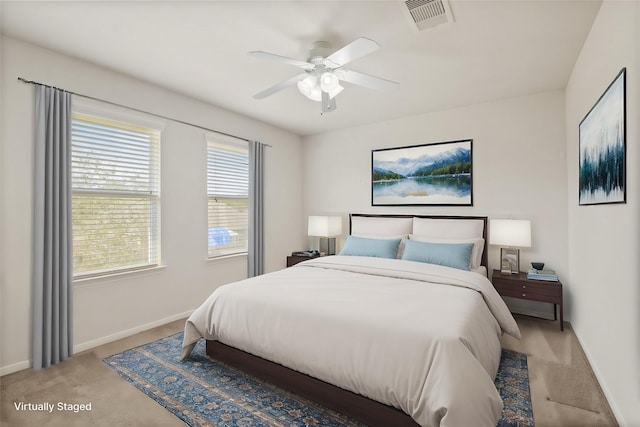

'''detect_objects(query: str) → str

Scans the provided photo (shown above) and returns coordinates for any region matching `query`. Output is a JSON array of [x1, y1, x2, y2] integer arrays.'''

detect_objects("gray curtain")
[[248, 140, 265, 277], [32, 86, 73, 369]]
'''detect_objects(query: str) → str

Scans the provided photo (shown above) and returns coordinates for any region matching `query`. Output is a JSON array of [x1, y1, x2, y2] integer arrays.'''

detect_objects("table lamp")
[[308, 216, 342, 255], [489, 219, 531, 274]]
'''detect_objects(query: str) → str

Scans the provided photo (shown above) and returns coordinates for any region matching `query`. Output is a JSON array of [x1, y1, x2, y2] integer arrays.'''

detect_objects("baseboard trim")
[[73, 310, 193, 353], [0, 360, 31, 376], [0, 310, 193, 377]]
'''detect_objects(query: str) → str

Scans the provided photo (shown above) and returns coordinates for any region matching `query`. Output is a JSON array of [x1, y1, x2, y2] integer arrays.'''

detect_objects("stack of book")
[[527, 268, 558, 281]]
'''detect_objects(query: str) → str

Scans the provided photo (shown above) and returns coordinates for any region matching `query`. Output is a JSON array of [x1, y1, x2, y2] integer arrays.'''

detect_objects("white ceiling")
[[1, 1, 601, 136]]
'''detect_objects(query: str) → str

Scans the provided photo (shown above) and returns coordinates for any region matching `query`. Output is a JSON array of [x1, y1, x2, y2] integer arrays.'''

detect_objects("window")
[[207, 137, 249, 258], [71, 112, 161, 278]]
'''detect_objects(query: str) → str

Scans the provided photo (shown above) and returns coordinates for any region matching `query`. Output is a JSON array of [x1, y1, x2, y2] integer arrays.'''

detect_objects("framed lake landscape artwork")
[[579, 68, 626, 205], [372, 139, 472, 206]]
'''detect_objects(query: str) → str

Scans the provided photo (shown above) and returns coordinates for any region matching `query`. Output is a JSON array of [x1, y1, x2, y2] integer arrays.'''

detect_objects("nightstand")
[[491, 269, 564, 331], [286, 255, 320, 267]]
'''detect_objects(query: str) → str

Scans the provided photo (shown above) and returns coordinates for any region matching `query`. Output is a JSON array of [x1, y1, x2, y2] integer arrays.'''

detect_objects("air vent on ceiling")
[[404, 0, 454, 31]]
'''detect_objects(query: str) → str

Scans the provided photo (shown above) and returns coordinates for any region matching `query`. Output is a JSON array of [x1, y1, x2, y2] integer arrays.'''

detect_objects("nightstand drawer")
[[493, 283, 560, 303], [493, 280, 560, 298]]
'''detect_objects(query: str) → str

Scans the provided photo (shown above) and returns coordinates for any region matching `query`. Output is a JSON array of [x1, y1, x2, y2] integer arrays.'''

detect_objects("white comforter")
[[181, 256, 521, 427]]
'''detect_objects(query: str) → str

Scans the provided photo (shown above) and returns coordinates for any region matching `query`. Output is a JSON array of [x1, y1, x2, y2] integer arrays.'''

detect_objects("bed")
[[181, 214, 521, 427]]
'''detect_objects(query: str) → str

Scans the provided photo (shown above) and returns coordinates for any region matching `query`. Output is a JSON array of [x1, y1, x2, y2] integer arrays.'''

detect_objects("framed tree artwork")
[[372, 139, 472, 206], [579, 68, 626, 205]]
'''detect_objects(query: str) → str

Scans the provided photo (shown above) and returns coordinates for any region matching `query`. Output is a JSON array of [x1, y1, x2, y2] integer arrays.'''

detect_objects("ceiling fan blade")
[[337, 69, 399, 91], [253, 73, 308, 99], [324, 37, 380, 68], [249, 51, 315, 70], [321, 91, 337, 114]]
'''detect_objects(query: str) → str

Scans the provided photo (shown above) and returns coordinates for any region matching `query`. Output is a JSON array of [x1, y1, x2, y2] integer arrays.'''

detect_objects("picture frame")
[[371, 139, 472, 206], [579, 68, 626, 205], [500, 248, 519, 274]]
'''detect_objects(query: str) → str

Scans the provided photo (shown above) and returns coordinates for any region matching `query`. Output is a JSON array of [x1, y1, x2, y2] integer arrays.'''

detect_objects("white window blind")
[[207, 138, 248, 258], [71, 112, 161, 278]]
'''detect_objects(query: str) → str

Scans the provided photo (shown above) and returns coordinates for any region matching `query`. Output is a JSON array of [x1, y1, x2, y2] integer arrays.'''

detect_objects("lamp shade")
[[320, 72, 339, 92], [297, 75, 322, 102], [308, 216, 342, 237], [489, 219, 531, 247]]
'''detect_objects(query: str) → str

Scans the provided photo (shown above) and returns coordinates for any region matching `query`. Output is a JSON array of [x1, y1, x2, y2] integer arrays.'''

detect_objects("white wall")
[[0, 36, 305, 374], [565, 1, 640, 425], [302, 91, 569, 318]]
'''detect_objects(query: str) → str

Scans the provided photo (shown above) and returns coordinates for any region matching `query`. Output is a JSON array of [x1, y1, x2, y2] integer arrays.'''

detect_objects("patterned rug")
[[103, 333, 533, 427]]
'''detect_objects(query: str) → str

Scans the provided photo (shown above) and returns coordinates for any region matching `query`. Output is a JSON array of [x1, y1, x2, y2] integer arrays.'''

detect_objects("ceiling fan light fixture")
[[297, 74, 322, 102], [297, 72, 342, 102], [320, 71, 339, 92], [296, 75, 314, 96]]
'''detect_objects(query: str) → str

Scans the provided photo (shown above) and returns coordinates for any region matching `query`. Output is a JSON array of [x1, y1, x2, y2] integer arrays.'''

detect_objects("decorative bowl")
[[531, 262, 544, 270]]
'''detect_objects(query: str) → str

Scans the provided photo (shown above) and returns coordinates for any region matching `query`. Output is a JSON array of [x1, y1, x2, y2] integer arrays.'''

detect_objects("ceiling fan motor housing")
[[309, 41, 331, 61]]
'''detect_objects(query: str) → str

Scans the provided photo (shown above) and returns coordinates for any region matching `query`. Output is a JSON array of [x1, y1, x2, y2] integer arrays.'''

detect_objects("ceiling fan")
[[250, 37, 399, 114]]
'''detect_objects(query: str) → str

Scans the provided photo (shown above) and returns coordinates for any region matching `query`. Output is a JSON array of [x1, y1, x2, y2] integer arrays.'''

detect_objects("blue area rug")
[[103, 333, 533, 427], [495, 349, 535, 427]]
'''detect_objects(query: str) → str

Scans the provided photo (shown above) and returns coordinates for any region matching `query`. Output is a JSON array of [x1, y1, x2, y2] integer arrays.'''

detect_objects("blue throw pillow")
[[338, 236, 401, 259], [401, 239, 473, 271]]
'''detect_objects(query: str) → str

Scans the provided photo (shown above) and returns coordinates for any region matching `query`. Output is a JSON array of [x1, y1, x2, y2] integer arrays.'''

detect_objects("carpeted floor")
[[1, 316, 619, 427], [103, 333, 533, 427]]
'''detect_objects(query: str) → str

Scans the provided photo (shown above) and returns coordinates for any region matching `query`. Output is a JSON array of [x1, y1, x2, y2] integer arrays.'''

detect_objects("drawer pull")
[[522, 293, 526, 297], [522, 285, 526, 289]]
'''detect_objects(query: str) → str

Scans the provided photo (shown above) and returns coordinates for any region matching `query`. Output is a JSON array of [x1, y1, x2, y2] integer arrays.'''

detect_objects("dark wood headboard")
[[348, 213, 489, 269]]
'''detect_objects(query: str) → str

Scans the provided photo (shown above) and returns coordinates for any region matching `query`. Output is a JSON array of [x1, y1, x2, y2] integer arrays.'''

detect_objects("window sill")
[[206, 253, 247, 264], [73, 265, 167, 288]]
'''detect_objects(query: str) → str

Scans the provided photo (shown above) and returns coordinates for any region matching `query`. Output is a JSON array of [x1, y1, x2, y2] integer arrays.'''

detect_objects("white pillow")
[[409, 234, 484, 270], [412, 217, 484, 239], [351, 216, 413, 237]]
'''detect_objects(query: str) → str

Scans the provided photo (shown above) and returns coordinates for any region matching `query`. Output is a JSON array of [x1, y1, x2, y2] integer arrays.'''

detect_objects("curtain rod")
[[17, 77, 271, 147]]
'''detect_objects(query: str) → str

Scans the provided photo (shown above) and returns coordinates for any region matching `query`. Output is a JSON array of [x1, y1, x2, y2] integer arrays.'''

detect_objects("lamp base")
[[500, 248, 520, 274], [319, 237, 336, 255]]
